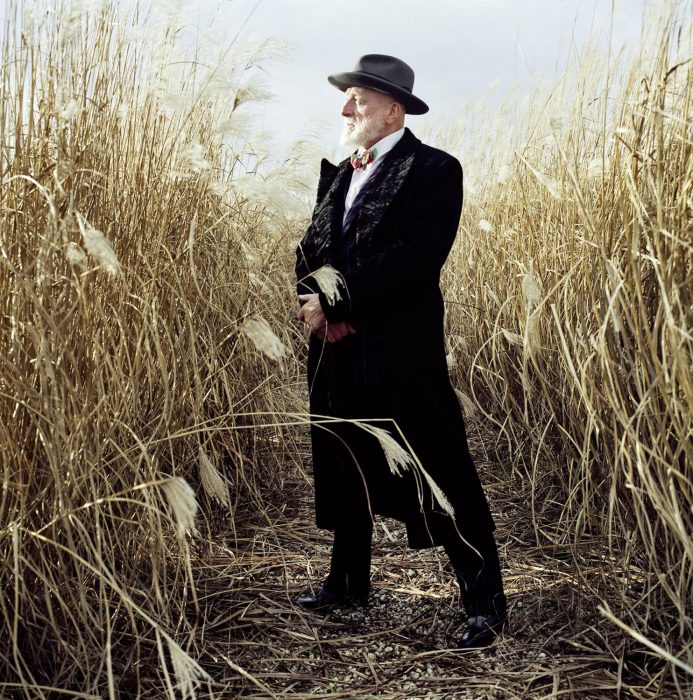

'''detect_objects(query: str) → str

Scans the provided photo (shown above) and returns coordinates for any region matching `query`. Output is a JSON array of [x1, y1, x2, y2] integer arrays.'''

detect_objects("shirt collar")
[[358, 127, 405, 164]]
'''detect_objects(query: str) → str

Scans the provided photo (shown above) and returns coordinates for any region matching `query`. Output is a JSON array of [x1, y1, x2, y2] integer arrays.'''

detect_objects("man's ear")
[[387, 100, 405, 124]]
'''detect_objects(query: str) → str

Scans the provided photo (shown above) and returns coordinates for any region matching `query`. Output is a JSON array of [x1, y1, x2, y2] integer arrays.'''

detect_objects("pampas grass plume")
[[421, 470, 455, 517], [455, 388, 478, 418], [587, 157, 606, 179], [521, 273, 542, 305], [166, 636, 211, 700], [485, 284, 501, 307], [502, 329, 523, 346], [366, 425, 414, 477], [65, 242, 88, 267], [76, 210, 121, 275], [364, 424, 455, 515], [311, 265, 344, 305], [82, 227, 122, 275], [240, 316, 287, 361], [198, 448, 230, 508], [161, 477, 199, 538]]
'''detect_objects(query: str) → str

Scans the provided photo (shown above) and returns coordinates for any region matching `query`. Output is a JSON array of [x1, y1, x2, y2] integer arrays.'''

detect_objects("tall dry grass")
[[1, 0, 691, 697], [440, 2, 692, 690], [0, 0, 306, 696]]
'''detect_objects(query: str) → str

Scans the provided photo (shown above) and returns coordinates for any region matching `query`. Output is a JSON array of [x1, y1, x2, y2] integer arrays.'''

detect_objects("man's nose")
[[341, 99, 354, 117]]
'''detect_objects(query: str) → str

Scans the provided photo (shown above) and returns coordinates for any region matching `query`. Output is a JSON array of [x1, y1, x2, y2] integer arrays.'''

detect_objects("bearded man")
[[295, 55, 507, 648]]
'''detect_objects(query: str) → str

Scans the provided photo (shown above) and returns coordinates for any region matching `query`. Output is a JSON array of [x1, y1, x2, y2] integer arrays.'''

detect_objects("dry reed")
[[1, 0, 691, 697], [0, 0, 304, 696], [439, 3, 692, 693]]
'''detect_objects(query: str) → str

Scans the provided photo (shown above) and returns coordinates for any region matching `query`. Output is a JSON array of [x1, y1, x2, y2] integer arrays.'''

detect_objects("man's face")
[[340, 86, 392, 150]]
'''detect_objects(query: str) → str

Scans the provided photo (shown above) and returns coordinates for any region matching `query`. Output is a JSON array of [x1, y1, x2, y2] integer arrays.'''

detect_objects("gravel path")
[[191, 437, 671, 699]]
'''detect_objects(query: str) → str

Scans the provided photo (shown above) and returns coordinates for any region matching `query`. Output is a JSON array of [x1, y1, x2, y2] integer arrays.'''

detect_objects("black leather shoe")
[[450, 614, 506, 649], [295, 586, 368, 612]]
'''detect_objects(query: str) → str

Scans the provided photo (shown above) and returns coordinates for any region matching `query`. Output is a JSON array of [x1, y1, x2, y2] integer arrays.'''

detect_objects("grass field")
[[0, 1, 690, 697]]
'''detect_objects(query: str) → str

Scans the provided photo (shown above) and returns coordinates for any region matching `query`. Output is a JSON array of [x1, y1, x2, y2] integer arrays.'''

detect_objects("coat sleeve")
[[296, 237, 317, 296], [296, 159, 339, 297], [319, 155, 463, 323]]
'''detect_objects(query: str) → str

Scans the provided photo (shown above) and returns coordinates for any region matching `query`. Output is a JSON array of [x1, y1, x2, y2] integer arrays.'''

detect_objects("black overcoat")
[[296, 128, 495, 549]]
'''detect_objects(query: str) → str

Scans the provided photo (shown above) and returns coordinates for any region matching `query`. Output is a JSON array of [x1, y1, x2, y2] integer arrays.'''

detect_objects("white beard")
[[340, 112, 386, 150]]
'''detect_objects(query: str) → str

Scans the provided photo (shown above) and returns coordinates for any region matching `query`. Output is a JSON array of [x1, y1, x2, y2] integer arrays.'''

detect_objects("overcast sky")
[[207, 0, 651, 157], [1, 0, 657, 158]]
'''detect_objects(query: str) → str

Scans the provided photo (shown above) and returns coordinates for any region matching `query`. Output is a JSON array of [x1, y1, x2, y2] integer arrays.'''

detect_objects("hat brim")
[[328, 71, 429, 115]]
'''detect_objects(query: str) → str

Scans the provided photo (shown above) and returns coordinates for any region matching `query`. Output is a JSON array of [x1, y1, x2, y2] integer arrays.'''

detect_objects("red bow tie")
[[350, 147, 378, 170]]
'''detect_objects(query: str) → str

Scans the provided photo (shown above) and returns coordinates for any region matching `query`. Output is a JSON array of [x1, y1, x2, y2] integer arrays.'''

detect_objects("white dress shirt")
[[342, 127, 405, 226]]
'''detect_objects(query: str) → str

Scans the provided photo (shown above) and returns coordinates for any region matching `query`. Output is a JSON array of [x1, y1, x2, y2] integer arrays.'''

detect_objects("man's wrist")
[[318, 291, 349, 324]]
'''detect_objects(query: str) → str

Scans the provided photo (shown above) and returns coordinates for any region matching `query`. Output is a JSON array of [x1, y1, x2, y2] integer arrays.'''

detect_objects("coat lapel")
[[352, 128, 418, 256], [307, 129, 419, 265]]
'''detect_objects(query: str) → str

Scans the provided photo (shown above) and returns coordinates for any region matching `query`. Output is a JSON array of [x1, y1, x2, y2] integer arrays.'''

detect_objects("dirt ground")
[[193, 439, 677, 699]]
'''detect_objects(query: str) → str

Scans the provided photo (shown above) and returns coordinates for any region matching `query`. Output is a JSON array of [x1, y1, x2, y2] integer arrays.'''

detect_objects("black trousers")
[[443, 527, 506, 617], [324, 514, 506, 617], [322, 384, 504, 615]]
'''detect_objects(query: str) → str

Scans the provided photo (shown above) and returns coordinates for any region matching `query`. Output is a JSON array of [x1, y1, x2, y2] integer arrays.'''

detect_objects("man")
[[295, 55, 506, 648]]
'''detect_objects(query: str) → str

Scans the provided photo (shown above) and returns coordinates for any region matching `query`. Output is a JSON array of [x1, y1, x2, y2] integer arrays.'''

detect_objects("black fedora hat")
[[328, 54, 429, 115]]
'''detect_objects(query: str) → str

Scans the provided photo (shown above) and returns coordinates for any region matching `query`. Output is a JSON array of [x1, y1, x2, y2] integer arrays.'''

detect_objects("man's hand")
[[319, 321, 357, 343], [298, 293, 356, 343]]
